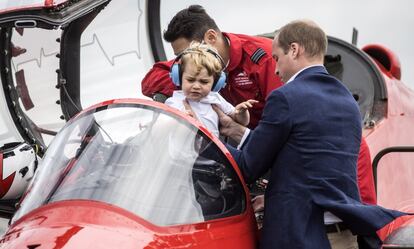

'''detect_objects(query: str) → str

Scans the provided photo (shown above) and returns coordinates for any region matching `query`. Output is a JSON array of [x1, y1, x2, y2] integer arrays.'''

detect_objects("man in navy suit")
[[215, 20, 405, 249]]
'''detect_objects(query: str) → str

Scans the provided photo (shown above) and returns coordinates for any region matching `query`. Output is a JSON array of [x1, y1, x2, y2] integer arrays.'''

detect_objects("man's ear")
[[290, 42, 300, 58], [290, 42, 304, 59], [203, 29, 218, 45]]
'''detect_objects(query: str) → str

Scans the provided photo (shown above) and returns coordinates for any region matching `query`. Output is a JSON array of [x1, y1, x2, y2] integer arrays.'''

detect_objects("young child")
[[165, 42, 257, 137]]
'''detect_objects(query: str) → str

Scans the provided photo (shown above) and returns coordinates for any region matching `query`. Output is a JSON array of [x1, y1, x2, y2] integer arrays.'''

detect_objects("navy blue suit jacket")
[[228, 66, 404, 249]]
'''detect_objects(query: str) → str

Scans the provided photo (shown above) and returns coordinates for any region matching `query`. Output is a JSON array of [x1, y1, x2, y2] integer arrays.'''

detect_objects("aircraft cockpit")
[[324, 37, 389, 128]]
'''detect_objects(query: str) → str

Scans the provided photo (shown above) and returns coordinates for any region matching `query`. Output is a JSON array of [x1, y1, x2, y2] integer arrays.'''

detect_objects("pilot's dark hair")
[[163, 5, 220, 42]]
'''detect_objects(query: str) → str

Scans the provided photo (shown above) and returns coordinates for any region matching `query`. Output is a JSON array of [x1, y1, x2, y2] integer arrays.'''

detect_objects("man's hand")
[[252, 194, 265, 230], [213, 105, 246, 143], [252, 195, 265, 212]]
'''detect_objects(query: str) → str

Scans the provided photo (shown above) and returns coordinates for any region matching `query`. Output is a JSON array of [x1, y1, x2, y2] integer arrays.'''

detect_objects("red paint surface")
[[361, 56, 414, 240], [0, 200, 257, 249]]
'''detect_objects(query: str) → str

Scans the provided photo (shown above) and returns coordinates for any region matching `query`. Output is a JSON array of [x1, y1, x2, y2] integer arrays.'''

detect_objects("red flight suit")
[[141, 32, 284, 128]]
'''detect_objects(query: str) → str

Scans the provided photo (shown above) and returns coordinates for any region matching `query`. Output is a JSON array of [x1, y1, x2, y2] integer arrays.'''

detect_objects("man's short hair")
[[163, 5, 220, 42], [276, 20, 327, 59]]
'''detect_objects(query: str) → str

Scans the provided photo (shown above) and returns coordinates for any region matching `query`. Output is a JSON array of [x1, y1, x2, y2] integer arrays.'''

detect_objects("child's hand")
[[183, 99, 198, 120], [235, 99, 258, 114]]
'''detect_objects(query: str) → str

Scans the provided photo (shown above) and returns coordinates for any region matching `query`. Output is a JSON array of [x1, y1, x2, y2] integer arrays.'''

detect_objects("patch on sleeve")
[[250, 48, 266, 64]]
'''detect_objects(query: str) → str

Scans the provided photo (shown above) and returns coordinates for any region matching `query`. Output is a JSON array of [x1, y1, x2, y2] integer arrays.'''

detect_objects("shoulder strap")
[[250, 48, 267, 64]]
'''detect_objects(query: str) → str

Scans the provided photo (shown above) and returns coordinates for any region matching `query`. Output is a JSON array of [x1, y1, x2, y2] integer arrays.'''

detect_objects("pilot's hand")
[[257, 178, 268, 189], [252, 195, 265, 212], [152, 93, 168, 103], [213, 105, 246, 143]]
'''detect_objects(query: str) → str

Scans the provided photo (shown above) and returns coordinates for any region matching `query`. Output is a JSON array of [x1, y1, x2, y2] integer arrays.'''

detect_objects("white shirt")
[[165, 91, 235, 137], [238, 64, 341, 224], [285, 64, 324, 84]]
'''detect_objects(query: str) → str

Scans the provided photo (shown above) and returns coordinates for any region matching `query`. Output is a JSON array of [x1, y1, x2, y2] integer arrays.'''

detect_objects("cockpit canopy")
[[12, 99, 246, 226]]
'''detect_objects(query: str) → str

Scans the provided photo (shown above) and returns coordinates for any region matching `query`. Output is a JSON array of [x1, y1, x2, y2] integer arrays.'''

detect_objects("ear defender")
[[211, 72, 226, 92], [170, 63, 181, 87], [169, 48, 227, 92]]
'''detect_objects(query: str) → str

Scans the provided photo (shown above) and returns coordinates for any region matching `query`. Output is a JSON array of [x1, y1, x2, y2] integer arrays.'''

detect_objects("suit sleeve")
[[141, 60, 177, 97], [256, 57, 284, 99], [227, 90, 292, 183], [357, 137, 377, 205]]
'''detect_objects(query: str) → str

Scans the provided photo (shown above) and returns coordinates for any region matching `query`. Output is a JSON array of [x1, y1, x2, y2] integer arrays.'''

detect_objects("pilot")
[[141, 4, 283, 129]]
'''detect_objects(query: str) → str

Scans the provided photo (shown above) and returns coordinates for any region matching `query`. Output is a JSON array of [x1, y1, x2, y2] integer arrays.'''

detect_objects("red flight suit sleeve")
[[357, 137, 377, 205], [256, 57, 284, 99], [141, 60, 176, 97]]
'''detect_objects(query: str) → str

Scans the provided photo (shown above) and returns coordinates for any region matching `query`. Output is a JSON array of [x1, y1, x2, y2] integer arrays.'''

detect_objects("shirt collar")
[[172, 91, 221, 104], [222, 32, 242, 72], [285, 64, 324, 84], [223, 36, 231, 70]]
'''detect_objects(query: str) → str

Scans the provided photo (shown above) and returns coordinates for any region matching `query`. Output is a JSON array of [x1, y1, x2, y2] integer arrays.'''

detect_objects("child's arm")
[[229, 100, 259, 126]]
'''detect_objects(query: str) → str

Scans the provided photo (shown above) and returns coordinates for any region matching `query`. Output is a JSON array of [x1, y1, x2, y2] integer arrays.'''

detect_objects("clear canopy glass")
[[12, 101, 245, 226]]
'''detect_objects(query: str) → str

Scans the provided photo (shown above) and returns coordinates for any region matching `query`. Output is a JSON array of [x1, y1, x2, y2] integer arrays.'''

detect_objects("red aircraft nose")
[[0, 200, 257, 249], [0, 200, 161, 248]]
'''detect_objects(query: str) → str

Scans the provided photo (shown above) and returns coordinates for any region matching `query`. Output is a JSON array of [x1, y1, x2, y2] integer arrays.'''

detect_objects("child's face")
[[181, 62, 214, 102]]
